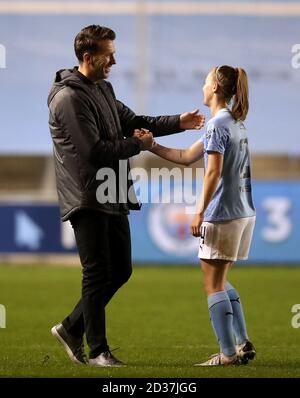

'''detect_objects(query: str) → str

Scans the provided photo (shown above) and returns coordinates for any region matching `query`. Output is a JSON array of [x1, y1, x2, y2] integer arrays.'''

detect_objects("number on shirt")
[[239, 138, 251, 180]]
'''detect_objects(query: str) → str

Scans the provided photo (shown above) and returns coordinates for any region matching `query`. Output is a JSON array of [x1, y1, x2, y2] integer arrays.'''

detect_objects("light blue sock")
[[225, 282, 249, 345], [207, 291, 236, 357]]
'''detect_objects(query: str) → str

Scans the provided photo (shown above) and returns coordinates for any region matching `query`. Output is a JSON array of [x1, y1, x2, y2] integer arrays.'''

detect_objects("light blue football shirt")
[[200, 108, 256, 222]]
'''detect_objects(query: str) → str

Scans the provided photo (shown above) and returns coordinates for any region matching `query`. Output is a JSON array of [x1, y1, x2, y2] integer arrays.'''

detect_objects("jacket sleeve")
[[52, 89, 141, 167], [105, 82, 184, 138]]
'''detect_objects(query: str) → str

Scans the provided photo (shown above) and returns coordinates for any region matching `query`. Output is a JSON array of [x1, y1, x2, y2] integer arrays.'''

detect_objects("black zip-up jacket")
[[47, 68, 184, 221]]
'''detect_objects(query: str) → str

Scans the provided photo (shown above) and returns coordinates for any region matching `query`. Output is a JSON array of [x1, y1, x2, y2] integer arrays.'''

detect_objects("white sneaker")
[[89, 351, 126, 367], [236, 341, 256, 364], [194, 353, 240, 367]]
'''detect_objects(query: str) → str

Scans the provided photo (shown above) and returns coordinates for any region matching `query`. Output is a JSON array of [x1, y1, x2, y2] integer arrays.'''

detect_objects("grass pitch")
[[0, 264, 300, 378]]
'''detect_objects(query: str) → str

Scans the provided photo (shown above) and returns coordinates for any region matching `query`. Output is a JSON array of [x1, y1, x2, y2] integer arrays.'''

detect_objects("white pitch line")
[[0, 2, 299, 16]]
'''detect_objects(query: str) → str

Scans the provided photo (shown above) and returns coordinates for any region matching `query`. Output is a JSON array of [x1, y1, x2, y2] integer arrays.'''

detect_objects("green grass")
[[0, 264, 300, 378]]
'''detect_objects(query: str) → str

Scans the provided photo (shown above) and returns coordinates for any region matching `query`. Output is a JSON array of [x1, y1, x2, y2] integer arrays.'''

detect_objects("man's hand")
[[180, 109, 205, 130], [190, 213, 204, 237], [133, 129, 155, 150]]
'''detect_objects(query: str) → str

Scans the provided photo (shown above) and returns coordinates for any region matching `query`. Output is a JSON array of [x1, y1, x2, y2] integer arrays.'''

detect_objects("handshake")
[[133, 128, 156, 151]]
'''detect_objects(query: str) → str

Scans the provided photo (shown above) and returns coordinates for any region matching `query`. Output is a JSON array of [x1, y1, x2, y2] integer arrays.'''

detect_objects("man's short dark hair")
[[74, 25, 116, 62]]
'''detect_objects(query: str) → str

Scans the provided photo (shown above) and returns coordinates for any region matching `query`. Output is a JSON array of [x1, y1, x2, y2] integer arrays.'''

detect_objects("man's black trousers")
[[62, 209, 132, 359]]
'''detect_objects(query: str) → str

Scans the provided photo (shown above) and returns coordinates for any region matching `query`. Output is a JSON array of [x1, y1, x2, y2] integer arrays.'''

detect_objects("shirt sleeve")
[[205, 126, 230, 154], [198, 133, 205, 143]]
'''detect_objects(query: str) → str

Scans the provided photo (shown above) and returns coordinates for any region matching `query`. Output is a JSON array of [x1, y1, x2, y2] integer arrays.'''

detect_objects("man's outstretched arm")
[[106, 82, 205, 137], [117, 100, 205, 137]]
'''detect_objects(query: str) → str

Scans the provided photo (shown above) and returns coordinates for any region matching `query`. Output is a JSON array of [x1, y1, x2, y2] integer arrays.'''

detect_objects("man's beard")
[[91, 60, 108, 80]]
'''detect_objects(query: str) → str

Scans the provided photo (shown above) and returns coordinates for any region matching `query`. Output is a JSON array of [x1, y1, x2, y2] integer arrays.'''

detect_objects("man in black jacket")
[[48, 25, 204, 366]]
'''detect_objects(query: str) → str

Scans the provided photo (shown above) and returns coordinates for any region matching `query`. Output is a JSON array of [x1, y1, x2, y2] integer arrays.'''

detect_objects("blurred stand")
[[0, 153, 300, 204]]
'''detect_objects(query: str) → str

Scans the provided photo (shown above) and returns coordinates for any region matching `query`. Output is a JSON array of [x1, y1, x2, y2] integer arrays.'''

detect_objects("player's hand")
[[137, 131, 155, 150], [133, 128, 149, 138], [133, 129, 143, 138], [190, 213, 204, 237], [180, 109, 205, 130]]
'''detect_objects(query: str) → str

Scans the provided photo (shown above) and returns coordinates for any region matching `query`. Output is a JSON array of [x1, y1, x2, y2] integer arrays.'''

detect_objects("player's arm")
[[200, 152, 223, 212], [149, 140, 204, 166], [191, 152, 223, 236]]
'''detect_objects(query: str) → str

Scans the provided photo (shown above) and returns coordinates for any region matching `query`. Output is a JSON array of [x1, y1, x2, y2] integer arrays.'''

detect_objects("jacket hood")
[[47, 68, 88, 106]]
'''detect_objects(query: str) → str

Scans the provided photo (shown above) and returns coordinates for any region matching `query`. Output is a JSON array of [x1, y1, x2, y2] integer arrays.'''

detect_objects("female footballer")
[[146, 65, 256, 366]]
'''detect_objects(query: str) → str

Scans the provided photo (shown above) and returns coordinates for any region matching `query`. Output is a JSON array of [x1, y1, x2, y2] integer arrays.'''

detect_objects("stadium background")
[[0, 0, 299, 264], [0, 0, 300, 377]]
